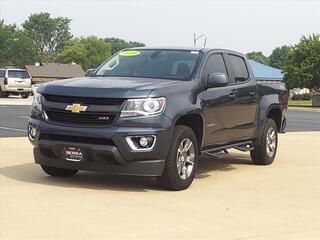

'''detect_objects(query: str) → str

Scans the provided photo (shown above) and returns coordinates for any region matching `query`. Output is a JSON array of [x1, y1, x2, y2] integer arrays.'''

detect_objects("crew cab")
[[0, 68, 32, 98], [28, 48, 287, 190]]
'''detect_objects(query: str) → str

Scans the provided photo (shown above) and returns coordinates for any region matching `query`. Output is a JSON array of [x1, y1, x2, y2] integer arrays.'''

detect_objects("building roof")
[[25, 63, 85, 78], [249, 60, 284, 81]]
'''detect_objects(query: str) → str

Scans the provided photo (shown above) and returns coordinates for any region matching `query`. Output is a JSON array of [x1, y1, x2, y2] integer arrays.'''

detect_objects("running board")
[[205, 149, 228, 159], [233, 143, 254, 151], [202, 141, 254, 158]]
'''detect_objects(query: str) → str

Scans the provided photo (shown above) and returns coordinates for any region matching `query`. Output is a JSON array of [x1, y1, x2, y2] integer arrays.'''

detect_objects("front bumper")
[[29, 118, 172, 176]]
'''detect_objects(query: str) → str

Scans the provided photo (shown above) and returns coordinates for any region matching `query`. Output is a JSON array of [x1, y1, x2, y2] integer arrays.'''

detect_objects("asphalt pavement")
[[0, 105, 31, 137], [0, 104, 319, 138], [286, 109, 320, 132]]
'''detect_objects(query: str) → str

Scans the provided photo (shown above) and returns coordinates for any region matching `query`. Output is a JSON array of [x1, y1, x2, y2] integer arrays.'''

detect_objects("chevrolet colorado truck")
[[28, 47, 288, 190]]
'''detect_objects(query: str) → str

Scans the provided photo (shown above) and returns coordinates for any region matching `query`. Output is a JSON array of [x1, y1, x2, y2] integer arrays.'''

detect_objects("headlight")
[[120, 97, 166, 117], [32, 93, 42, 112]]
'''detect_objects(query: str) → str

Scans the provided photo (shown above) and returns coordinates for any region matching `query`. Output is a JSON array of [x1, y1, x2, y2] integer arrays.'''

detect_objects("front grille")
[[45, 109, 116, 126], [43, 94, 124, 106], [40, 133, 115, 145]]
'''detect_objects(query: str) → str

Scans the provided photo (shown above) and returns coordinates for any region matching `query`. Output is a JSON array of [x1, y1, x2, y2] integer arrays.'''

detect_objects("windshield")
[[95, 49, 201, 81]]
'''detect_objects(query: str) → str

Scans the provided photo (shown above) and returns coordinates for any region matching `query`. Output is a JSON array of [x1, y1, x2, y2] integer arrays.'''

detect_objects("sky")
[[0, 0, 319, 55]]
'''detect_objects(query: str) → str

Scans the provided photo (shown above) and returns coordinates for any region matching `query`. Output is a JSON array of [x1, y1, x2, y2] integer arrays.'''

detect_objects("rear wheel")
[[41, 165, 78, 177], [250, 118, 278, 165], [20, 93, 30, 99], [159, 126, 198, 191], [0, 90, 9, 98]]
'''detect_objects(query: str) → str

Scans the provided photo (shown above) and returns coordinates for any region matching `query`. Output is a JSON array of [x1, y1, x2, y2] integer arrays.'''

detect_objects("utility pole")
[[193, 33, 207, 47]]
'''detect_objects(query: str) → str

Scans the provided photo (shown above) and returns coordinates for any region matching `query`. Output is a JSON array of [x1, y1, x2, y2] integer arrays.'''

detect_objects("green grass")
[[288, 100, 320, 111], [288, 100, 312, 107]]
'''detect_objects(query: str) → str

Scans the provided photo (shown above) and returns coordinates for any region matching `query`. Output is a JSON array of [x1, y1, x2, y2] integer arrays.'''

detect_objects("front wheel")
[[250, 118, 278, 165], [159, 126, 198, 191], [41, 165, 78, 177]]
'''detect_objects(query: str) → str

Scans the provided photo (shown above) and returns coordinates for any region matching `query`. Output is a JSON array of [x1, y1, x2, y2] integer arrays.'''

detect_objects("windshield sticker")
[[119, 50, 141, 57], [190, 51, 199, 54]]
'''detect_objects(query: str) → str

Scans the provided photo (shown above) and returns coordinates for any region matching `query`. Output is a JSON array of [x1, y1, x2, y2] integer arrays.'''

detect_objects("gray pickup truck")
[[28, 47, 288, 190]]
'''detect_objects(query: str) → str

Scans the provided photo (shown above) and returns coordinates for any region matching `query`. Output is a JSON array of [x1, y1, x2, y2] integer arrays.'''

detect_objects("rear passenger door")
[[226, 54, 258, 140]]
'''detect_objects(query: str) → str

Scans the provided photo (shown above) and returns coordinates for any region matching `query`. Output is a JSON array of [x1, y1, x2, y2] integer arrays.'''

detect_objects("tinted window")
[[8, 70, 30, 79], [203, 54, 228, 80], [0, 70, 5, 78], [95, 50, 201, 81], [229, 55, 249, 82]]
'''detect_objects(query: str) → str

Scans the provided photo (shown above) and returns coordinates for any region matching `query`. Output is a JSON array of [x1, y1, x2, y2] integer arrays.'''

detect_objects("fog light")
[[139, 137, 148, 147], [126, 135, 156, 151]]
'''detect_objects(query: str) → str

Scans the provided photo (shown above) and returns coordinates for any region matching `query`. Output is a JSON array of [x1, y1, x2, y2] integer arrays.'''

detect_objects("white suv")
[[0, 69, 32, 98]]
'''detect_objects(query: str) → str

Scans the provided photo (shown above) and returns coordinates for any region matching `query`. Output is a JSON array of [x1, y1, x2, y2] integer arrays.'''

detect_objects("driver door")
[[202, 53, 238, 146]]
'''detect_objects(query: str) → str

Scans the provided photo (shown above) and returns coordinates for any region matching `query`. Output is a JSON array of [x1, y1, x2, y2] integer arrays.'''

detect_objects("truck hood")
[[38, 77, 186, 98]]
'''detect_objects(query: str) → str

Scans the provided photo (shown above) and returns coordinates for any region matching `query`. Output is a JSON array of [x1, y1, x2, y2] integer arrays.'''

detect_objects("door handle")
[[249, 91, 256, 96], [229, 92, 236, 98]]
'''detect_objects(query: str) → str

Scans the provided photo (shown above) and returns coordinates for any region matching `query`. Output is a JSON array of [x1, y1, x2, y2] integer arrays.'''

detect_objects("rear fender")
[[255, 94, 282, 144]]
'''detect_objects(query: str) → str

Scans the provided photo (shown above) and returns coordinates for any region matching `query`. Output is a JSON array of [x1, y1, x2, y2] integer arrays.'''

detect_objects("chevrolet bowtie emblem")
[[65, 103, 88, 113]]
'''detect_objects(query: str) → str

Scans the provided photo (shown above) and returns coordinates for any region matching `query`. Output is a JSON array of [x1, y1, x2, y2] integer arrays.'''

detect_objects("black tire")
[[159, 125, 199, 191], [20, 93, 30, 99], [250, 118, 278, 165], [41, 165, 78, 177], [0, 90, 9, 98]]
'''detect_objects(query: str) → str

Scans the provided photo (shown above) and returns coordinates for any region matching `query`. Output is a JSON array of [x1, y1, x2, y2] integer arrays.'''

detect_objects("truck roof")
[[129, 46, 205, 51], [128, 47, 244, 56], [0, 68, 28, 71]]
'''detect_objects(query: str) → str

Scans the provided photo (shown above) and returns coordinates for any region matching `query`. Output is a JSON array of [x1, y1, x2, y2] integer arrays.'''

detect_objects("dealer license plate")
[[62, 146, 85, 162]]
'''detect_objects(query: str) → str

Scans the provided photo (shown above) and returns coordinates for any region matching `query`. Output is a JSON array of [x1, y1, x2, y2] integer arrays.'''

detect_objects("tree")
[[0, 20, 14, 67], [269, 46, 291, 69], [246, 51, 270, 65], [105, 37, 145, 54], [56, 36, 112, 70], [0, 20, 37, 68], [55, 39, 86, 66], [22, 12, 72, 62], [81, 36, 112, 69], [283, 34, 320, 90]]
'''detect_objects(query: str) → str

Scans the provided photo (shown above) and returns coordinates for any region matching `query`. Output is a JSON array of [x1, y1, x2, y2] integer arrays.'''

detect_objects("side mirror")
[[85, 69, 95, 77], [207, 73, 228, 88]]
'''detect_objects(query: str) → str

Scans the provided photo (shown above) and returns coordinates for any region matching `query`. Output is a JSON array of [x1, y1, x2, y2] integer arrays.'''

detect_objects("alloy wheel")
[[176, 138, 195, 180], [266, 127, 276, 157]]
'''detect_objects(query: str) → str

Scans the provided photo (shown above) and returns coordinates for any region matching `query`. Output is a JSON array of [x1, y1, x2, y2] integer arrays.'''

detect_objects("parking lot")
[[0, 97, 319, 239]]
